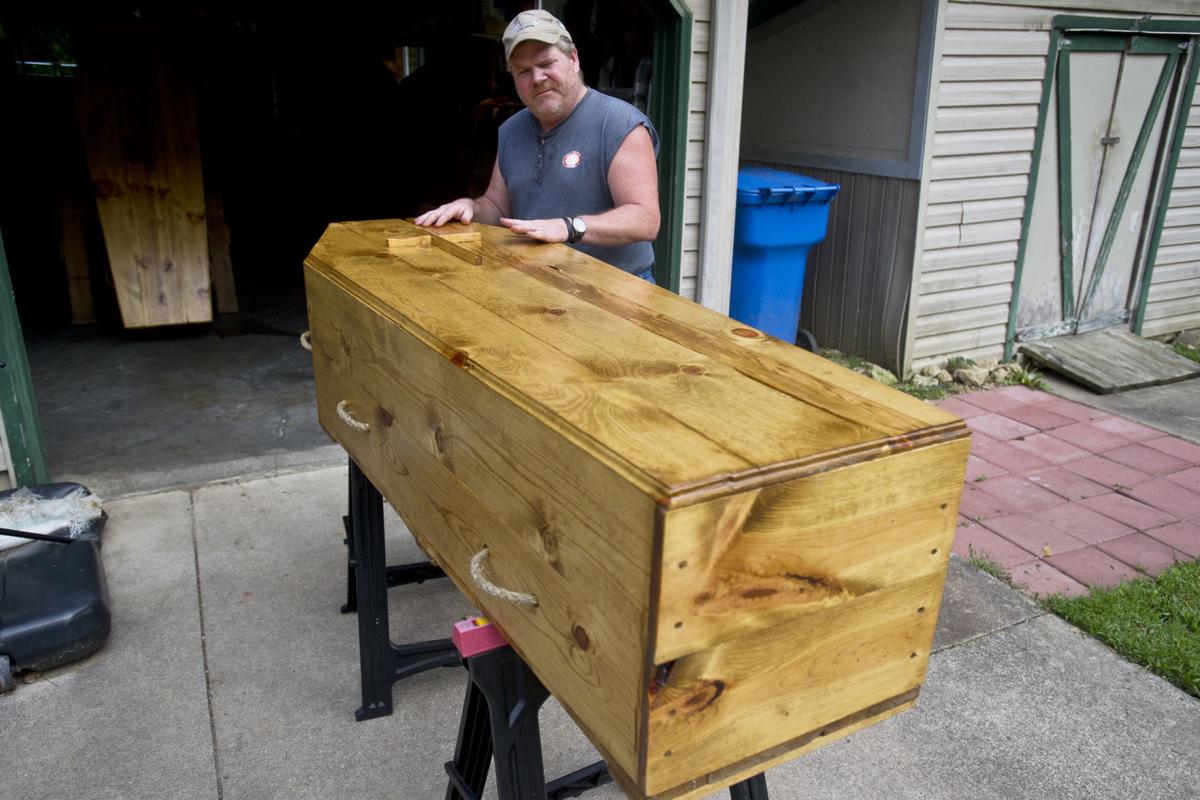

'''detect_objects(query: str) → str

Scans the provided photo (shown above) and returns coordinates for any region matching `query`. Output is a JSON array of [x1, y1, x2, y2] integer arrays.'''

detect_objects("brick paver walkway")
[[940, 385, 1200, 597]]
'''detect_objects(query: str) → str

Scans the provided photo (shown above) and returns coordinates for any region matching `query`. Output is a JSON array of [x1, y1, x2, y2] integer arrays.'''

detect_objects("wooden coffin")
[[304, 220, 970, 799]]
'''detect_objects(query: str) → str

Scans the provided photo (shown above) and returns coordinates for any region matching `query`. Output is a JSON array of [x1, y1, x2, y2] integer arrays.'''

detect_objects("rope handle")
[[336, 401, 370, 432], [470, 548, 537, 606], [300, 330, 312, 351]]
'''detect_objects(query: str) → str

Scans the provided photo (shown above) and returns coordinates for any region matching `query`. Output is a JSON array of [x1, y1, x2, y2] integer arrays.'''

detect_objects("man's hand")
[[414, 198, 478, 228], [500, 217, 571, 243]]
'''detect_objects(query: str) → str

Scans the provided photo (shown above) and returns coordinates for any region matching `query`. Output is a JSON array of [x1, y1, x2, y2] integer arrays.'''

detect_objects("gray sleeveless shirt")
[[498, 89, 659, 272]]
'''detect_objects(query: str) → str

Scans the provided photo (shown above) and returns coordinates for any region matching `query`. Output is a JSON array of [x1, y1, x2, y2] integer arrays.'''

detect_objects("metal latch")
[[1101, 135, 1121, 146]]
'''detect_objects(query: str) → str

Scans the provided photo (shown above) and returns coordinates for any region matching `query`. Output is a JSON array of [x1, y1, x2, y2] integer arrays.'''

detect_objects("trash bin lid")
[[736, 168, 840, 205]]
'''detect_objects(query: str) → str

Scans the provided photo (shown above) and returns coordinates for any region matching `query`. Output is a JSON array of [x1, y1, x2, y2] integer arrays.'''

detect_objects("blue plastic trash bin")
[[729, 168, 840, 344]]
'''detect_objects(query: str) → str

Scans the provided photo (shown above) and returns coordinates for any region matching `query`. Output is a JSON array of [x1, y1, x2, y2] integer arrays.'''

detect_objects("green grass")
[[1174, 342, 1200, 364], [1007, 366, 1048, 391], [892, 380, 952, 401], [1042, 560, 1200, 698], [967, 544, 1012, 583]]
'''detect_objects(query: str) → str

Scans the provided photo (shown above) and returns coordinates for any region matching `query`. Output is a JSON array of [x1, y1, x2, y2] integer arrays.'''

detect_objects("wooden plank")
[[1020, 329, 1200, 393], [206, 192, 237, 314], [56, 192, 95, 325], [74, 27, 212, 328]]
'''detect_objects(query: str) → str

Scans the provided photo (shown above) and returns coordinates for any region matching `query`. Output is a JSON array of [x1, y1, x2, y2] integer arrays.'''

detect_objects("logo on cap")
[[563, 151, 582, 169]]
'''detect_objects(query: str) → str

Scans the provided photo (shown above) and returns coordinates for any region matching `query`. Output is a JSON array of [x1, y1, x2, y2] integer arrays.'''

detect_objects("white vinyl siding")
[[680, 0, 710, 300], [912, 0, 1200, 367], [1143, 99, 1200, 337]]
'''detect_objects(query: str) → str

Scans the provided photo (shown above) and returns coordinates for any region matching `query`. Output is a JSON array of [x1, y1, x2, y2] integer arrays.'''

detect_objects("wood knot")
[[433, 426, 449, 456], [377, 407, 394, 428], [450, 351, 469, 368], [545, 307, 567, 316], [731, 327, 760, 339], [741, 587, 778, 599], [538, 523, 558, 553], [680, 365, 705, 375], [571, 624, 591, 652]]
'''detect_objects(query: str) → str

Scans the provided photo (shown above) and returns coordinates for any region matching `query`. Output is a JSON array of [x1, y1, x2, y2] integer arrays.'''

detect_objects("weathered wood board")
[[304, 220, 970, 799], [74, 28, 212, 328], [1021, 328, 1200, 394]]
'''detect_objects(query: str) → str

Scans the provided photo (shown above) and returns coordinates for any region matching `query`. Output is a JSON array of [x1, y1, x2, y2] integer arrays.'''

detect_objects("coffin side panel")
[[306, 266, 655, 777]]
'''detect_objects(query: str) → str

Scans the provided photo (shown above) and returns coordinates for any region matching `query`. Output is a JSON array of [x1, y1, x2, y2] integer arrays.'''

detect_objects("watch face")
[[572, 218, 587, 235]]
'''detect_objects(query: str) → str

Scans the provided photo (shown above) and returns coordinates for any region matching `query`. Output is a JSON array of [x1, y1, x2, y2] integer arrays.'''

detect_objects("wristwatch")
[[564, 216, 587, 244]]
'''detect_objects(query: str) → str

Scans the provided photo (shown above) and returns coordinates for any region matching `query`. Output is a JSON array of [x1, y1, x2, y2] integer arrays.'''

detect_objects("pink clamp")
[[452, 616, 509, 659]]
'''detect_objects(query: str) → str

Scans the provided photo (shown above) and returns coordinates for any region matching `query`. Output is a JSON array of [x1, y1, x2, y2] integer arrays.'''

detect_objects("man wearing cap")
[[415, 9, 661, 282]]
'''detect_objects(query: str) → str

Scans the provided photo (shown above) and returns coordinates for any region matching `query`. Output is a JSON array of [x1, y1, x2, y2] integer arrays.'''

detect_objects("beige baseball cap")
[[502, 10, 573, 61]]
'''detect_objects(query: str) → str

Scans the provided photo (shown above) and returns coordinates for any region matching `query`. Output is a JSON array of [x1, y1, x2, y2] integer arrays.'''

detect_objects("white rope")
[[299, 330, 312, 351], [470, 548, 538, 606], [336, 400, 370, 432]]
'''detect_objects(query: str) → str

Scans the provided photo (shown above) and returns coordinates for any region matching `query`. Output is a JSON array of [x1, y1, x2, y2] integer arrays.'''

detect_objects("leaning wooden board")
[[304, 220, 970, 799]]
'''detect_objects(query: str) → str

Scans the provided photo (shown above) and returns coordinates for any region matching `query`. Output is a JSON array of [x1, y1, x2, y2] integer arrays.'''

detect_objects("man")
[[414, 9, 661, 282]]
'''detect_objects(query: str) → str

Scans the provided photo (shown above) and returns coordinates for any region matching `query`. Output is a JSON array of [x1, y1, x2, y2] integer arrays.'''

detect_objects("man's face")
[[508, 41, 584, 127]]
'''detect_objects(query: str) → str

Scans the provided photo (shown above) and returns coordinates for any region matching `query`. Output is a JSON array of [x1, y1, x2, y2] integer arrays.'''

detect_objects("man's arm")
[[414, 159, 512, 227], [500, 125, 660, 244]]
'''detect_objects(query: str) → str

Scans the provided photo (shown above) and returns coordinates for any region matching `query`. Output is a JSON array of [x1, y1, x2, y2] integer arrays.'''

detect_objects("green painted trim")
[[1135, 38, 1200, 334], [1062, 33, 1129, 52], [1078, 51, 1179, 323], [1129, 35, 1189, 55], [0, 231, 49, 486], [1055, 15, 1200, 35], [1057, 48, 1076, 321], [1006, 29, 1064, 361], [646, 1, 691, 293]]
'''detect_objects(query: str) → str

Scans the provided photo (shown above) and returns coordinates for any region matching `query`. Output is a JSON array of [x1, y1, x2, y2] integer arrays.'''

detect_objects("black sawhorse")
[[445, 639, 769, 800], [342, 458, 460, 720]]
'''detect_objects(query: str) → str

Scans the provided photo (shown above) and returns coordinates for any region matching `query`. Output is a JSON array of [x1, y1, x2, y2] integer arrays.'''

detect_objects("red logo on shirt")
[[563, 151, 582, 169]]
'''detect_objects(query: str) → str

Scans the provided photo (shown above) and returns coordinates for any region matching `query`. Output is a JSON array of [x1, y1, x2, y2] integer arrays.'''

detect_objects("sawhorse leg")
[[341, 459, 449, 615], [445, 622, 768, 800], [346, 458, 460, 721]]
